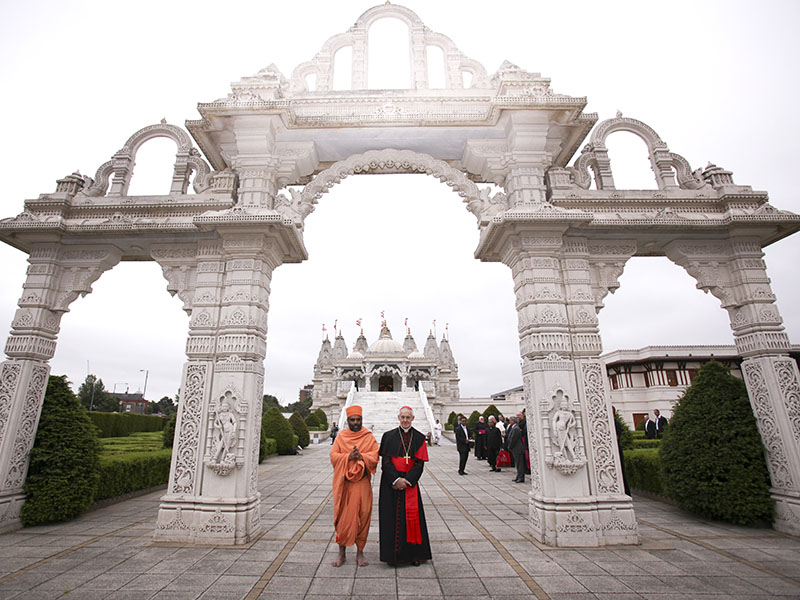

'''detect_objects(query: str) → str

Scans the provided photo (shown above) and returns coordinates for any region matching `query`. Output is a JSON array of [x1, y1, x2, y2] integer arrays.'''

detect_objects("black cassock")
[[378, 426, 432, 564]]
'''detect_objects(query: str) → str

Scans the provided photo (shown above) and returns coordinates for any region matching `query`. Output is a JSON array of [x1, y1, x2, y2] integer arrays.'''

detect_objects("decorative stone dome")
[[408, 349, 425, 360], [366, 325, 407, 357], [347, 349, 364, 361]]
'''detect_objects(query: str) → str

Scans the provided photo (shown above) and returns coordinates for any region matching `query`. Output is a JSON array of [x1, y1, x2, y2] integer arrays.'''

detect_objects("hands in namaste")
[[348, 445, 363, 461]]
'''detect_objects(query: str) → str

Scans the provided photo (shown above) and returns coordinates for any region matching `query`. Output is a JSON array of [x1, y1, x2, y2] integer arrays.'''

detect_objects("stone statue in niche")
[[541, 387, 587, 475], [552, 392, 578, 462], [206, 390, 241, 476]]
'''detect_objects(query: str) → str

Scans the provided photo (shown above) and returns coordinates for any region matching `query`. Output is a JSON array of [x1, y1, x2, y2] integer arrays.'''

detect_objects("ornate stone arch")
[[82, 123, 211, 197], [288, 3, 489, 92], [566, 115, 708, 191], [294, 149, 495, 225]]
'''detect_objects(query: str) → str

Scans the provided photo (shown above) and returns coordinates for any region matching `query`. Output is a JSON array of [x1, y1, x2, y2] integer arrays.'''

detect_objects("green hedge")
[[95, 450, 172, 501], [89, 412, 168, 438], [623, 448, 664, 496], [262, 438, 277, 458], [632, 438, 662, 450], [101, 432, 164, 455]]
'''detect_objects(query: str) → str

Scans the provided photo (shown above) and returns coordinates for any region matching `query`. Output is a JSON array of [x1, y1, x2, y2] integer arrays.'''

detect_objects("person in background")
[[486, 416, 503, 472]]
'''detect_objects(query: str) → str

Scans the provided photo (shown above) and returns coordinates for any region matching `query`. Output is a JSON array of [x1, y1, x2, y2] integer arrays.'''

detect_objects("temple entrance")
[[0, 3, 798, 547], [378, 376, 393, 392]]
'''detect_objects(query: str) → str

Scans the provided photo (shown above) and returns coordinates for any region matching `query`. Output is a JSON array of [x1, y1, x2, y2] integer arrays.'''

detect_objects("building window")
[[666, 370, 678, 386], [610, 374, 619, 390]]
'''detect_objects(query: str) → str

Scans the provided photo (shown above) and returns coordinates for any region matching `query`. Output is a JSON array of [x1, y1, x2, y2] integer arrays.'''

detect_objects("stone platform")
[[0, 442, 798, 600]]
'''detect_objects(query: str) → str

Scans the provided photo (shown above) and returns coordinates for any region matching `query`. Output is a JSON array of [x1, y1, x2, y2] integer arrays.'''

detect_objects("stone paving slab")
[[1, 442, 799, 599]]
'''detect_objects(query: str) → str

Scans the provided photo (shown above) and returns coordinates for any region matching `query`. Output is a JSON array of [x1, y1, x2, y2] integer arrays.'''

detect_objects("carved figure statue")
[[212, 400, 237, 463], [552, 392, 577, 461]]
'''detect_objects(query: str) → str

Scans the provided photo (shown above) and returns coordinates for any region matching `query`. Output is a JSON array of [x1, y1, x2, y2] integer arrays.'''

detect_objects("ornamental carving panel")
[[523, 375, 542, 492], [539, 387, 586, 475], [3, 365, 48, 489], [172, 364, 206, 494], [581, 361, 620, 494], [742, 360, 794, 490], [774, 359, 800, 442], [0, 362, 22, 451], [204, 389, 247, 476]]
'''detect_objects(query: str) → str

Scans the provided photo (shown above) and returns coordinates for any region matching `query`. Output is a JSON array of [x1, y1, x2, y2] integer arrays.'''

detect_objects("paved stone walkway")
[[1, 442, 799, 600]]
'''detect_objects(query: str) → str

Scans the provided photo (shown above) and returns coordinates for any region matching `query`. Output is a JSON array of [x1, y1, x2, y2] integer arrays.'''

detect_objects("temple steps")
[[351, 391, 431, 442]]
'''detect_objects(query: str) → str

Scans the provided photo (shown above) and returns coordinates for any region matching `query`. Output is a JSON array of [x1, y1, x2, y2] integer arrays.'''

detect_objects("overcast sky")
[[1, 0, 798, 405]]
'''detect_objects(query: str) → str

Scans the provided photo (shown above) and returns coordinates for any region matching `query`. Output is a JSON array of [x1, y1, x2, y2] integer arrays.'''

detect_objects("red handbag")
[[496, 449, 512, 468]]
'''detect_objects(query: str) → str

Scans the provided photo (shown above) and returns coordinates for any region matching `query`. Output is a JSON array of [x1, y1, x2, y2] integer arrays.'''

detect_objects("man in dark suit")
[[644, 414, 656, 439], [454, 415, 472, 475], [507, 416, 525, 483], [654, 409, 668, 439]]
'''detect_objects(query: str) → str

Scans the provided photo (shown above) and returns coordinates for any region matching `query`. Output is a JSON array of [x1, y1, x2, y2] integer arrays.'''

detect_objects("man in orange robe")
[[330, 405, 379, 567]]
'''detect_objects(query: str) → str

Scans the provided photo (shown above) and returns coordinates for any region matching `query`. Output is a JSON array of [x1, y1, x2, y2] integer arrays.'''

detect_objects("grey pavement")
[[1, 441, 799, 600]]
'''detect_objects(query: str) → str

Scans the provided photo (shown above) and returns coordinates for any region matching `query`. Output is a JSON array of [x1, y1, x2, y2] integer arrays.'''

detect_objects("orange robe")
[[330, 425, 379, 549]]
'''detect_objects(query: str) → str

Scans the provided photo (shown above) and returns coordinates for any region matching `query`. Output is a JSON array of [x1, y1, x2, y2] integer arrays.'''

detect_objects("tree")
[[148, 396, 177, 416], [285, 396, 313, 418], [289, 411, 310, 448], [21, 375, 102, 526], [660, 360, 773, 525], [447, 411, 457, 426], [262, 394, 281, 412], [77, 374, 118, 412], [262, 407, 296, 455]]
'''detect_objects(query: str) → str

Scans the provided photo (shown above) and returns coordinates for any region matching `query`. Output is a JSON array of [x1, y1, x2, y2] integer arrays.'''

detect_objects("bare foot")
[[356, 550, 368, 567], [331, 548, 346, 567]]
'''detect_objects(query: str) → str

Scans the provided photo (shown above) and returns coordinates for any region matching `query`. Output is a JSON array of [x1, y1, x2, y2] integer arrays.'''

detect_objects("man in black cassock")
[[378, 406, 432, 566]]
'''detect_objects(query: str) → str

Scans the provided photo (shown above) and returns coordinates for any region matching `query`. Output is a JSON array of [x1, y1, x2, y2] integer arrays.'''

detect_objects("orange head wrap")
[[346, 405, 362, 417]]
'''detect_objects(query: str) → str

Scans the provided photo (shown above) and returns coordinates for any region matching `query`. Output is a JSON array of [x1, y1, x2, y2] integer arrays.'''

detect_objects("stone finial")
[[161, 118, 167, 124], [701, 162, 735, 188], [55, 171, 88, 197]]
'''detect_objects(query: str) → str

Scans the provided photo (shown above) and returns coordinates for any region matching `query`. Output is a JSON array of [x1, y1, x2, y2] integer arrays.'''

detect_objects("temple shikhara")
[[311, 321, 459, 439], [1, 3, 799, 548]]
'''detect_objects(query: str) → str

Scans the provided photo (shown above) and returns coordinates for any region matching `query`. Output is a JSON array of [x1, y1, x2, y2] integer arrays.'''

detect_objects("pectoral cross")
[[404, 454, 410, 464]]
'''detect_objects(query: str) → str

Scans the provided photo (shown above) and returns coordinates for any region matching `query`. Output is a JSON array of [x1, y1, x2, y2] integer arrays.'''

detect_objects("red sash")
[[390, 440, 429, 544]]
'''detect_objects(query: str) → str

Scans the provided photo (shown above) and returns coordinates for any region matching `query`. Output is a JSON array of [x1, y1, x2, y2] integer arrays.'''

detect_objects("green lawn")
[[100, 431, 165, 456]]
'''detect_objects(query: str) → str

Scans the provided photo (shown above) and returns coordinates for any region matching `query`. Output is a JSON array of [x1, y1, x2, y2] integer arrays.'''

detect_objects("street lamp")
[[139, 369, 149, 399]]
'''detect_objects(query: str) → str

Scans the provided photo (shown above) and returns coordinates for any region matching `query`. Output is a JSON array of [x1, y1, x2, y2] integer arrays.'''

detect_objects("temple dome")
[[366, 325, 407, 357], [347, 349, 364, 360], [408, 349, 425, 360]]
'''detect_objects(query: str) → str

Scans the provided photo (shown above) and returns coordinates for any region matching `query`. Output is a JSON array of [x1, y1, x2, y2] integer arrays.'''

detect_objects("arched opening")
[[462, 71, 473, 89], [426, 45, 445, 89], [266, 174, 519, 407], [305, 72, 317, 92], [332, 46, 353, 90], [50, 262, 188, 408], [599, 256, 734, 426], [605, 131, 658, 190], [367, 17, 411, 89], [127, 137, 178, 196]]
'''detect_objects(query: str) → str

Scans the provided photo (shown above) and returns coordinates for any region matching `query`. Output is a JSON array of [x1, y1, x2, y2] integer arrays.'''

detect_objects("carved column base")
[[0, 490, 25, 533], [154, 493, 262, 545], [773, 491, 800, 536], [529, 494, 639, 547]]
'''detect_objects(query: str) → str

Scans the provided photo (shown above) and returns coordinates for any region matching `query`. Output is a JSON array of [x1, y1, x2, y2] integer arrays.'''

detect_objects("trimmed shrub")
[[263, 407, 295, 455], [624, 448, 664, 495], [482, 404, 501, 420], [162, 412, 177, 449], [261, 438, 277, 458], [289, 411, 310, 448], [21, 375, 102, 527], [660, 360, 773, 525], [466, 410, 481, 432], [95, 450, 172, 501], [304, 412, 321, 429], [89, 412, 168, 438], [447, 411, 457, 426], [445, 422, 453, 431], [613, 409, 634, 450], [313, 408, 328, 430]]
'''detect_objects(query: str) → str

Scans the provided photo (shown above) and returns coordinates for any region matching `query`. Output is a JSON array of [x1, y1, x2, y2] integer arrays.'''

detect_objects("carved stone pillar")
[[667, 237, 800, 535], [495, 227, 638, 546], [153, 232, 282, 544], [0, 244, 121, 531]]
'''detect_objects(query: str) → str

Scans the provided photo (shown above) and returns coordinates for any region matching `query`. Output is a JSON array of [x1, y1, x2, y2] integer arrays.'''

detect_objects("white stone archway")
[[1, 3, 799, 545]]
